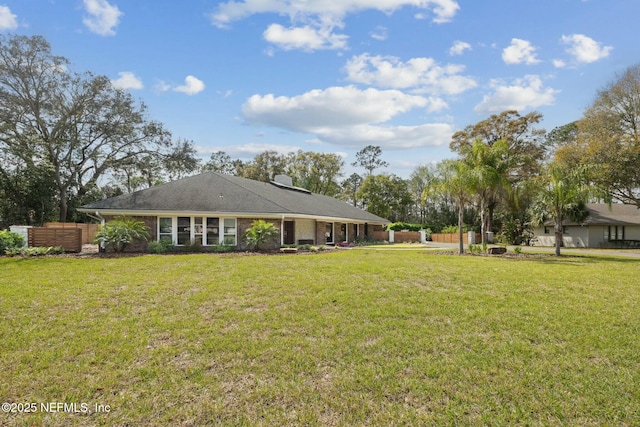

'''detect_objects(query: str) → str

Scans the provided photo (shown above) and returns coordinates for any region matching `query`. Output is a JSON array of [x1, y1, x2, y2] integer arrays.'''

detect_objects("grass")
[[1, 250, 639, 426]]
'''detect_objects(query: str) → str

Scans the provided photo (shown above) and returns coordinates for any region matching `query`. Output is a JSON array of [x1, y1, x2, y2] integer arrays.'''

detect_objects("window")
[[158, 216, 237, 246], [207, 218, 219, 245], [325, 222, 334, 244], [159, 217, 173, 242], [606, 226, 625, 241], [544, 227, 550, 234], [177, 217, 191, 245], [223, 218, 236, 245], [194, 217, 203, 246]]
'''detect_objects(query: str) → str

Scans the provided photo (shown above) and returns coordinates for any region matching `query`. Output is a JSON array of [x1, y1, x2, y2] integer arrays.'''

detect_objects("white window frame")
[[325, 222, 334, 244], [206, 217, 220, 246], [222, 218, 237, 246], [157, 216, 237, 246], [158, 217, 173, 242]]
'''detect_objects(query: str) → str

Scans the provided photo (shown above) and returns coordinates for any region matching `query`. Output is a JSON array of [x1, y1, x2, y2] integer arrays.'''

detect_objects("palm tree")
[[460, 139, 510, 245], [243, 219, 280, 251], [428, 159, 475, 254], [529, 163, 590, 256]]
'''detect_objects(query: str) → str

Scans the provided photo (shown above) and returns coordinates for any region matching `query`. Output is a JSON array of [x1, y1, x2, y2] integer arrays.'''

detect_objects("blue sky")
[[2, 0, 638, 178]]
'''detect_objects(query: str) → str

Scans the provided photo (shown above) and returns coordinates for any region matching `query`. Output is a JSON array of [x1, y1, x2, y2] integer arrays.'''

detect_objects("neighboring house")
[[531, 203, 640, 248], [78, 172, 389, 251]]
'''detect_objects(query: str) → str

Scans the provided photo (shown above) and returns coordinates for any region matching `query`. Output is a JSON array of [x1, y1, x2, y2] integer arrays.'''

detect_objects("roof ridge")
[[215, 172, 294, 214]]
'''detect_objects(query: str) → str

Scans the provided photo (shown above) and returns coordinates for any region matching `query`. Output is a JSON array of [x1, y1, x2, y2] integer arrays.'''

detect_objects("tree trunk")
[[58, 196, 68, 222], [458, 206, 464, 255], [480, 199, 487, 245], [54, 164, 68, 222], [554, 222, 562, 256], [488, 202, 495, 242]]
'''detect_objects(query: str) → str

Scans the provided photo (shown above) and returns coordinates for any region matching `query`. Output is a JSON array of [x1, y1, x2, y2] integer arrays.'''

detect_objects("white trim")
[[157, 215, 237, 246], [280, 215, 285, 246], [325, 221, 334, 244], [77, 209, 388, 226]]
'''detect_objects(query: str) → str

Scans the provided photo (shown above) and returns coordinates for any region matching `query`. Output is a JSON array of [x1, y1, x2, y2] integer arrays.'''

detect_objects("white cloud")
[[474, 75, 558, 113], [0, 6, 18, 31], [553, 59, 566, 68], [155, 76, 205, 95], [561, 34, 612, 63], [210, 0, 458, 51], [449, 40, 471, 56], [502, 38, 540, 65], [263, 23, 348, 51], [243, 86, 426, 130], [344, 53, 477, 96], [110, 71, 143, 90], [174, 75, 205, 95], [423, 96, 449, 113], [370, 26, 388, 41], [317, 123, 454, 148], [155, 80, 171, 92], [211, 0, 460, 28], [82, 0, 123, 36], [217, 89, 234, 98], [241, 85, 451, 148]]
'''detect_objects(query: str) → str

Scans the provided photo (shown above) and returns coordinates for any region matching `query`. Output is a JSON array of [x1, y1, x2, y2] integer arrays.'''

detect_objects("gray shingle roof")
[[550, 203, 640, 226], [79, 172, 389, 223], [581, 203, 640, 225]]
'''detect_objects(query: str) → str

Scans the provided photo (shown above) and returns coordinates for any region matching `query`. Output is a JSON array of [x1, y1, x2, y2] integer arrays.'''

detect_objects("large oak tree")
[[0, 35, 171, 221], [577, 64, 640, 205]]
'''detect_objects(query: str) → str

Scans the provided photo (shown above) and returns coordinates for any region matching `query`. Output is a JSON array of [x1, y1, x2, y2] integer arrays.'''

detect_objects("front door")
[[284, 221, 295, 245]]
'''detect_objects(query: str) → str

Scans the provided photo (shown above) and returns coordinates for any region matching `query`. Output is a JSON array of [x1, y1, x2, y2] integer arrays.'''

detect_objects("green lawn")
[[1, 250, 639, 426]]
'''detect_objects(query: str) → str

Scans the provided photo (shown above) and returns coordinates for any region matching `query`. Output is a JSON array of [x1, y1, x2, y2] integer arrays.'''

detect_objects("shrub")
[[386, 222, 435, 234], [441, 225, 458, 234], [5, 246, 64, 257], [182, 241, 203, 253], [468, 244, 482, 254], [147, 239, 175, 254], [0, 230, 25, 254], [208, 245, 235, 253], [497, 217, 529, 245], [441, 225, 471, 234], [94, 217, 150, 253], [243, 220, 279, 251]]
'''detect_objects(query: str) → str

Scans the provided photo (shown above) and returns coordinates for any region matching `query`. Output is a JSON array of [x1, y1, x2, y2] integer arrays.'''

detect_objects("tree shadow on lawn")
[[509, 253, 640, 265], [423, 250, 640, 265]]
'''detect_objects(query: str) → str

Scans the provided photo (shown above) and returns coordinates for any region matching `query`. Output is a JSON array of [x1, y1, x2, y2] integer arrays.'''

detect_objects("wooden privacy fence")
[[45, 222, 99, 245], [372, 230, 388, 241], [28, 228, 83, 252], [393, 231, 421, 243], [431, 233, 481, 244]]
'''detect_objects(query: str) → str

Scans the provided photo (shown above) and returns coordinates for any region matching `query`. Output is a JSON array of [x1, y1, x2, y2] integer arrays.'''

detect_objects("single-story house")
[[531, 203, 640, 248], [78, 172, 389, 251]]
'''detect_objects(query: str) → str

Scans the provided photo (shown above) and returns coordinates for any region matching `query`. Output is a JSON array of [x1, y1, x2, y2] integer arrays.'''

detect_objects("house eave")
[[77, 208, 389, 225]]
